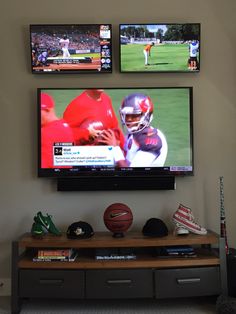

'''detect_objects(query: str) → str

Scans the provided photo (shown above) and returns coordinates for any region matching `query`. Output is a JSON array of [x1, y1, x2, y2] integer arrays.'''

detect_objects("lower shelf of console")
[[19, 266, 221, 300]]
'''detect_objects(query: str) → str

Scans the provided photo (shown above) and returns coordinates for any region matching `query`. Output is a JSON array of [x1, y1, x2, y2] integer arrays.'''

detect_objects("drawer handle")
[[177, 278, 200, 285], [39, 279, 64, 285], [107, 279, 132, 285]]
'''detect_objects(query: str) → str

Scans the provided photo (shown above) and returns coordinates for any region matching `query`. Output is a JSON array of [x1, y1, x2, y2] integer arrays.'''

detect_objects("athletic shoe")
[[174, 224, 189, 236], [178, 203, 194, 218], [35, 211, 61, 236], [31, 221, 44, 238], [174, 203, 195, 223], [172, 204, 207, 235]]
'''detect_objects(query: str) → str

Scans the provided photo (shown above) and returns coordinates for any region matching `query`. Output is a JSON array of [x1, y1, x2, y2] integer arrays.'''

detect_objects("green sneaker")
[[31, 221, 45, 237], [35, 211, 61, 236]]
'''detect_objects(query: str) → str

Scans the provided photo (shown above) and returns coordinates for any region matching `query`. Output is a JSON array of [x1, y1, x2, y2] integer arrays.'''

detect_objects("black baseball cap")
[[142, 218, 168, 237], [66, 221, 94, 239]]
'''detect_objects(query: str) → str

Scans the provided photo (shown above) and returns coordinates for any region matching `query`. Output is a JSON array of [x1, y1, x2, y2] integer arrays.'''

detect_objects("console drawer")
[[155, 267, 221, 298], [86, 269, 153, 299], [19, 269, 85, 298]]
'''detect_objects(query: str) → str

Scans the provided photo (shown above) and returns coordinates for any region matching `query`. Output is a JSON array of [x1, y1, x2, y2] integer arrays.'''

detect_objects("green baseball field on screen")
[[42, 88, 192, 167], [120, 43, 196, 72]]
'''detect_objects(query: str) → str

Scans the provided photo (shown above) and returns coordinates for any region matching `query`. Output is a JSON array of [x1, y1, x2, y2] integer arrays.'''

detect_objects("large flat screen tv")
[[38, 87, 193, 190], [30, 24, 112, 73], [119, 23, 200, 73]]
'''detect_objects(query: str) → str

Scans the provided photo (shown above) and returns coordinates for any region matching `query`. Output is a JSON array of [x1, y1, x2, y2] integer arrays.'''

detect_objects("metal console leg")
[[11, 241, 22, 314], [219, 237, 228, 295]]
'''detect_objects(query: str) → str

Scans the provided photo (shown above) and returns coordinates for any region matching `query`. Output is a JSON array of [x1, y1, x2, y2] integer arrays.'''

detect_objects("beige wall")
[[1, 0, 235, 278]]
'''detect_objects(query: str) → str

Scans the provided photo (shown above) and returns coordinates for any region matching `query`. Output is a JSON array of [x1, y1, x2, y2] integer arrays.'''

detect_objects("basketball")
[[103, 203, 133, 237]]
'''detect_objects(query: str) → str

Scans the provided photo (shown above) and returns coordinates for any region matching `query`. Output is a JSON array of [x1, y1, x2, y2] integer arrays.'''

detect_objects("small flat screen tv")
[[38, 87, 193, 190], [119, 23, 200, 73], [30, 24, 112, 73]]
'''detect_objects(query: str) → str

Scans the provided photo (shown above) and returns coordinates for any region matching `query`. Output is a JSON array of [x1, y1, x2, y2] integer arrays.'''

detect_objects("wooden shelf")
[[18, 252, 220, 269], [18, 230, 219, 249]]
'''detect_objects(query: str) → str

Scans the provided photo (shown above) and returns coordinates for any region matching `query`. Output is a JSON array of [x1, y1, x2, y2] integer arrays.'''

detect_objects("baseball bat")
[[219, 176, 229, 254]]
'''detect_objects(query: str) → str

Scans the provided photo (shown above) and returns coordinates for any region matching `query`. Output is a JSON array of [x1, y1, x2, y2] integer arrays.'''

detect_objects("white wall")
[[1, 0, 235, 278]]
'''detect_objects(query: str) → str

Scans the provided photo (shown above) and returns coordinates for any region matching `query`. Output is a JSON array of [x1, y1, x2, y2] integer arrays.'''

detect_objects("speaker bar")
[[57, 176, 175, 191]]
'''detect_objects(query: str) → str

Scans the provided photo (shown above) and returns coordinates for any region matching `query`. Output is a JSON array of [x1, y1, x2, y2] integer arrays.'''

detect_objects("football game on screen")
[[39, 88, 193, 176]]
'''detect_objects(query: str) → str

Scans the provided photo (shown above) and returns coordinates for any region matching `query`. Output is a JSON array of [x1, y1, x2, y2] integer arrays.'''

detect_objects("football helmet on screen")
[[119, 93, 154, 133], [78, 119, 104, 145]]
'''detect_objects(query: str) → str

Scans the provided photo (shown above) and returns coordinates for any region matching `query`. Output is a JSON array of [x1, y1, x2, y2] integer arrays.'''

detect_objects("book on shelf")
[[95, 247, 136, 260], [165, 245, 195, 253], [159, 252, 197, 258], [37, 248, 73, 258], [153, 245, 197, 258], [33, 248, 78, 262], [95, 254, 137, 260]]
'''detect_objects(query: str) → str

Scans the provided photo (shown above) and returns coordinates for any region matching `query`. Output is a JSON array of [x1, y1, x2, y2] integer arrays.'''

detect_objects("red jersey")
[[63, 91, 124, 147], [41, 119, 74, 168]]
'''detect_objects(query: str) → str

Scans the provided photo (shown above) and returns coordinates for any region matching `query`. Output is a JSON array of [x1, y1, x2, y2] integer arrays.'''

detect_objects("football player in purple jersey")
[[98, 93, 168, 167]]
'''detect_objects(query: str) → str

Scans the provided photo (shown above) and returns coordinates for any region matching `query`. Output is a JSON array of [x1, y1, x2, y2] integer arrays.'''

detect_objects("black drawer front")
[[19, 270, 85, 298], [86, 269, 153, 299], [155, 267, 221, 298]]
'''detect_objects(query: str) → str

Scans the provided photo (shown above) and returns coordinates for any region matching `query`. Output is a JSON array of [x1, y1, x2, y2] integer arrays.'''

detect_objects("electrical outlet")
[[0, 278, 11, 296]]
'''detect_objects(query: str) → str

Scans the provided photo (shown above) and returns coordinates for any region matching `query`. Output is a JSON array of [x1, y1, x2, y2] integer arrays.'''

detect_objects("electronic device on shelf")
[[30, 24, 112, 74], [38, 87, 193, 190], [119, 23, 200, 73]]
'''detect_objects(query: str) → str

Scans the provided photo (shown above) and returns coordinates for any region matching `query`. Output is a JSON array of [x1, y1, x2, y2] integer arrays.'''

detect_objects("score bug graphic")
[[103, 203, 133, 237], [54, 147, 63, 155]]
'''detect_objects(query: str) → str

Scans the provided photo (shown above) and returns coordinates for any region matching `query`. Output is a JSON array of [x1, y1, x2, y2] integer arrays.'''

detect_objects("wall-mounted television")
[[119, 23, 200, 73], [30, 24, 112, 74], [38, 87, 193, 190]]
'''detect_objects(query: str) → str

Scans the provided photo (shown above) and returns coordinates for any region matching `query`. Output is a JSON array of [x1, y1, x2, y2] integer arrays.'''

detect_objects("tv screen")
[[38, 87, 193, 189], [119, 23, 200, 73], [30, 24, 112, 73]]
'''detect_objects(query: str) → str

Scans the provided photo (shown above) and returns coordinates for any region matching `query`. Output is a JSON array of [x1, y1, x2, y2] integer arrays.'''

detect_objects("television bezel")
[[30, 23, 113, 74], [119, 23, 201, 73], [37, 86, 194, 181]]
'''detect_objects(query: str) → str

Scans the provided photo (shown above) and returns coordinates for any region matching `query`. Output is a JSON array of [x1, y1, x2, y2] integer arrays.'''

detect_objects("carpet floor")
[[0, 296, 217, 314]]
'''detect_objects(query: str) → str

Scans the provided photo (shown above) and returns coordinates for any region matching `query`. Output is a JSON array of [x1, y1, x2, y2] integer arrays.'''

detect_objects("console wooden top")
[[17, 230, 219, 249]]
